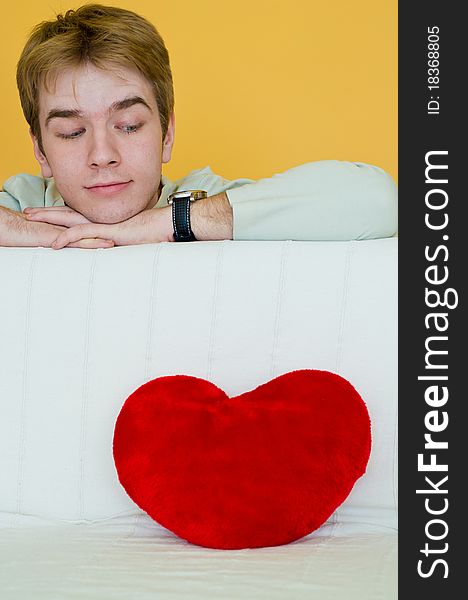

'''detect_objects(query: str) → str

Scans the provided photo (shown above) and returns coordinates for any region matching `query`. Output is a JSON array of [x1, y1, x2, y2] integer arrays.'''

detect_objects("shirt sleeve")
[[224, 160, 398, 241], [0, 174, 48, 212], [0, 190, 21, 211]]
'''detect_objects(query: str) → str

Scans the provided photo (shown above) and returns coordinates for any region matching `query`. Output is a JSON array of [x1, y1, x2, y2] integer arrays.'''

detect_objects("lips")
[[86, 181, 132, 196], [87, 181, 131, 189]]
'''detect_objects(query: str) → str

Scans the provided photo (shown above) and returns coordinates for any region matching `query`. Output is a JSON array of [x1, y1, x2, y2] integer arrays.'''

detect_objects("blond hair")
[[16, 4, 174, 155]]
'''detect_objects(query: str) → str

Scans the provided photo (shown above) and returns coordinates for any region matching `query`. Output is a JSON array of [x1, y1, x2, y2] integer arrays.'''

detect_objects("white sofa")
[[0, 238, 397, 599]]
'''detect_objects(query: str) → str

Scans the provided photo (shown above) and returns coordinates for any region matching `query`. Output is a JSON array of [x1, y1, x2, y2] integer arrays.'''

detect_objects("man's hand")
[[23, 206, 92, 227], [18, 191, 233, 249], [0, 206, 114, 248], [49, 206, 174, 249], [52, 192, 232, 250]]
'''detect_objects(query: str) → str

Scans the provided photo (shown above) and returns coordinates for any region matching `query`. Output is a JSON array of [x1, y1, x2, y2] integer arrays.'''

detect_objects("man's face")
[[31, 63, 175, 223]]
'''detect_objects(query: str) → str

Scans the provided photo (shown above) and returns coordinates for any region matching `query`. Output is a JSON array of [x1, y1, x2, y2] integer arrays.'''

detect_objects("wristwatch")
[[167, 189, 207, 242]]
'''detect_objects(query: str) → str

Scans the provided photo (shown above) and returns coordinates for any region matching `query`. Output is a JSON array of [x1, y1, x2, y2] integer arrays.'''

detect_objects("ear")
[[161, 112, 175, 164], [30, 129, 53, 178]]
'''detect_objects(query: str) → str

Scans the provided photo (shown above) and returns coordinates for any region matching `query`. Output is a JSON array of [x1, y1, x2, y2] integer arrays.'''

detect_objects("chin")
[[84, 206, 144, 224]]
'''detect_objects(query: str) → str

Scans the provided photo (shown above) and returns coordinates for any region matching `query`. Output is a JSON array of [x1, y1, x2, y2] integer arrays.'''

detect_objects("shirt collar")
[[155, 172, 177, 208]]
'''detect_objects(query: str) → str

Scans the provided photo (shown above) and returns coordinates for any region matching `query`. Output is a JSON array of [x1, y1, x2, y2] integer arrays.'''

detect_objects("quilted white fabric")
[[0, 239, 397, 598]]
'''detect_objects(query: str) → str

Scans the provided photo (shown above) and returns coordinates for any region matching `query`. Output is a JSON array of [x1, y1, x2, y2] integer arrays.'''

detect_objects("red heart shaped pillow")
[[113, 369, 371, 550]]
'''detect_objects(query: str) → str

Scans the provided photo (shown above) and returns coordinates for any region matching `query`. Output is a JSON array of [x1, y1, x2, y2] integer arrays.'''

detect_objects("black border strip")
[[399, 2, 462, 595]]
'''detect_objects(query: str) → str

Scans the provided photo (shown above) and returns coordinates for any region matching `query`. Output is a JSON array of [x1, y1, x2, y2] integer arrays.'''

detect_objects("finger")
[[25, 209, 90, 227], [24, 206, 72, 213], [52, 224, 112, 249], [65, 238, 115, 249]]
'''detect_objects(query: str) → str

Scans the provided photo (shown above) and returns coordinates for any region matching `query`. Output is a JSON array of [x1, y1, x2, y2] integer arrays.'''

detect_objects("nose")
[[88, 129, 121, 168]]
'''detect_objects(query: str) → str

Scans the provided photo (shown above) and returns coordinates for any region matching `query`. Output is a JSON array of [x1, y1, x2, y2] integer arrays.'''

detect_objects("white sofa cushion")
[[0, 239, 397, 530]]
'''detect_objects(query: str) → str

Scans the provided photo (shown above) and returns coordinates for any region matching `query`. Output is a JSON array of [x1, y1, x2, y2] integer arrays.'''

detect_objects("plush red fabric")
[[113, 369, 371, 550]]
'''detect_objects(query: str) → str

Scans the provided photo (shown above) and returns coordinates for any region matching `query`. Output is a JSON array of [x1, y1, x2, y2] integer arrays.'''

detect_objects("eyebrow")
[[45, 95, 153, 128]]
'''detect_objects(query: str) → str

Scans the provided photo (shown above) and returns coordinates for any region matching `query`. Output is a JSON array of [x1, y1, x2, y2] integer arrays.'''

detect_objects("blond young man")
[[0, 4, 397, 249]]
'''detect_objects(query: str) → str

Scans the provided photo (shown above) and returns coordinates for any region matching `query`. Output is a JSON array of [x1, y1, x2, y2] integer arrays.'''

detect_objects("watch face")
[[167, 190, 207, 204]]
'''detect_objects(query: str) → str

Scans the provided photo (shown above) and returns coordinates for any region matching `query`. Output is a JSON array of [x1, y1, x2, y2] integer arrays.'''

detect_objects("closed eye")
[[57, 129, 85, 140], [56, 123, 143, 140]]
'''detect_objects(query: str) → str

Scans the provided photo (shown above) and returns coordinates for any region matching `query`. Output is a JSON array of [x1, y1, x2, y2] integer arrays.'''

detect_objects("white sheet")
[[0, 516, 396, 599]]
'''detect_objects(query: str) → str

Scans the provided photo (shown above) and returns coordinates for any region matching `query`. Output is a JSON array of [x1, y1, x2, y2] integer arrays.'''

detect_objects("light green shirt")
[[0, 160, 397, 240]]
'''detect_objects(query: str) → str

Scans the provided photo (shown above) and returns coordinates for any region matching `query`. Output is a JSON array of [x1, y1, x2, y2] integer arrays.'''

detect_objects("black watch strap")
[[172, 197, 196, 242], [167, 190, 207, 242]]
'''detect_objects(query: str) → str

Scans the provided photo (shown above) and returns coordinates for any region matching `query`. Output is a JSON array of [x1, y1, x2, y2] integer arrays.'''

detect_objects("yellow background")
[[0, 0, 397, 185]]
